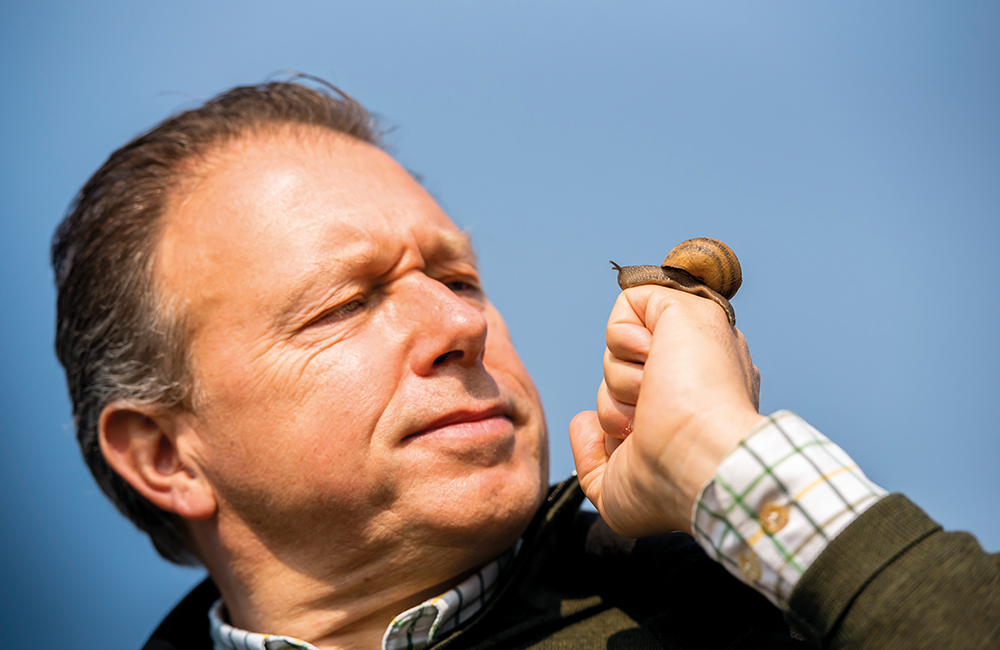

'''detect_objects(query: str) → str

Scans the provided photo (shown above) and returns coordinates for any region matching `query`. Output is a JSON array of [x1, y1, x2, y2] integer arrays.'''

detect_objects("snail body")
[[611, 237, 742, 326]]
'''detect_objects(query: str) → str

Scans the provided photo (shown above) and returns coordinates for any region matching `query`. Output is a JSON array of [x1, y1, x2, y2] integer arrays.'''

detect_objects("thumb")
[[569, 410, 608, 508]]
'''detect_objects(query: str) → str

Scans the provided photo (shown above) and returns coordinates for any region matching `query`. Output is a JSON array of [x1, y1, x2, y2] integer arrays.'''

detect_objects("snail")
[[610, 237, 742, 326]]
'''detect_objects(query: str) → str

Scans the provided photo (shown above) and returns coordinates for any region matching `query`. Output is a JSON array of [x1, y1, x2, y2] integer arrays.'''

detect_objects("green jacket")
[[787, 493, 999, 648]]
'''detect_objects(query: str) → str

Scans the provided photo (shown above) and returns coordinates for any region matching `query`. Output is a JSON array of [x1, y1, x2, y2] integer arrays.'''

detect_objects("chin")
[[410, 462, 548, 553]]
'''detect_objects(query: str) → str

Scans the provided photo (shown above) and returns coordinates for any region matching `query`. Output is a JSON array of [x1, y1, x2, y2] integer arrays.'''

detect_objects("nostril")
[[433, 350, 464, 366]]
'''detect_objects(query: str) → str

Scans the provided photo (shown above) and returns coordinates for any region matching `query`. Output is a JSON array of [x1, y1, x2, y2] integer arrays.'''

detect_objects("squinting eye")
[[310, 298, 364, 327], [340, 299, 363, 313], [444, 280, 479, 293]]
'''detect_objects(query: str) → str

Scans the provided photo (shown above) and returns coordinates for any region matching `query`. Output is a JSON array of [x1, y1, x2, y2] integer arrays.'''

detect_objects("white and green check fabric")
[[381, 543, 518, 650], [209, 600, 313, 650], [692, 410, 887, 609], [209, 544, 518, 650]]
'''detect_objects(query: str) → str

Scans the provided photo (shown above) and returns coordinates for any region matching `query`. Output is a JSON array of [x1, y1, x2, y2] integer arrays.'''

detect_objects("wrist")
[[647, 407, 765, 534], [690, 411, 888, 608]]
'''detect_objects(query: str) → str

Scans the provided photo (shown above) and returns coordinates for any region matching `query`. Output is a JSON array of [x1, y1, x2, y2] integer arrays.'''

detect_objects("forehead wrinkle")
[[273, 234, 384, 323], [272, 227, 476, 332]]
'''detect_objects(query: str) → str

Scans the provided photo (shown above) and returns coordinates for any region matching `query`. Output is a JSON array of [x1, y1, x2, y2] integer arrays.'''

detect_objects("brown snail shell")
[[661, 237, 742, 300], [610, 237, 742, 326]]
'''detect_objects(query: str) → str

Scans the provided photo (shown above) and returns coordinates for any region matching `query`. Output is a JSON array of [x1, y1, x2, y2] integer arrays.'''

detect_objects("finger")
[[606, 291, 654, 363], [605, 433, 625, 456], [569, 410, 608, 507], [597, 379, 635, 440], [733, 328, 761, 411], [603, 347, 643, 406], [606, 323, 651, 364], [750, 364, 761, 411]]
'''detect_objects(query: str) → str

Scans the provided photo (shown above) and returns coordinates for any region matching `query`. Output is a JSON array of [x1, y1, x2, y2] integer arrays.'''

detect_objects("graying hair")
[[51, 79, 381, 563]]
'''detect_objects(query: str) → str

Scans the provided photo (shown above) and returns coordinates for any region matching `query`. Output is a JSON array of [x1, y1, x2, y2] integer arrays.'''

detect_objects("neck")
[[192, 513, 515, 650]]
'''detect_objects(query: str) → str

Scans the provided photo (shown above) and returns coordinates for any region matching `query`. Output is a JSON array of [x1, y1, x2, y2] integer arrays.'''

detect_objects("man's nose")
[[398, 273, 489, 376]]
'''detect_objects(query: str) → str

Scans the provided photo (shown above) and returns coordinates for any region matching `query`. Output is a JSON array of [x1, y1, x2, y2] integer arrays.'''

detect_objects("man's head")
[[53, 81, 549, 572]]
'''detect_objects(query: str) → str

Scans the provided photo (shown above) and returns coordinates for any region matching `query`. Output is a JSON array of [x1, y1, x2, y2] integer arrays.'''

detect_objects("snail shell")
[[662, 237, 742, 300], [610, 237, 742, 326]]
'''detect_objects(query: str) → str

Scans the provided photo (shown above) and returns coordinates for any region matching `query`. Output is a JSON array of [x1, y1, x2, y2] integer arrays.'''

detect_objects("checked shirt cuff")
[[691, 410, 887, 609]]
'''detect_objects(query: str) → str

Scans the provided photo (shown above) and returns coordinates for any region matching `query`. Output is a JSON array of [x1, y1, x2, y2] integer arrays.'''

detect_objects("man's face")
[[155, 127, 548, 570]]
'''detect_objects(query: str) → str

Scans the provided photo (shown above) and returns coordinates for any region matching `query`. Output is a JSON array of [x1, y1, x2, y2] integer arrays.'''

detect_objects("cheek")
[[483, 307, 540, 403], [193, 330, 403, 510], [483, 306, 548, 471], [198, 320, 392, 427]]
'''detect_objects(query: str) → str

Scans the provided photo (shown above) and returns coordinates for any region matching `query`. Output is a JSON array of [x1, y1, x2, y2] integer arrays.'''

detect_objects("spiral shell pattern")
[[661, 237, 742, 300]]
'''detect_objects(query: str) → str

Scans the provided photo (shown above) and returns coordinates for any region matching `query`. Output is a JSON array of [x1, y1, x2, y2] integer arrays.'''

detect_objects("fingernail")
[[624, 418, 634, 436]]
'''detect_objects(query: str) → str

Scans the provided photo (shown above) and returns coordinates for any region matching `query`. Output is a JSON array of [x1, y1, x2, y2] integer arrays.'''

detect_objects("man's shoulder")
[[141, 577, 219, 650], [554, 497, 781, 619], [440, 478, 799, 649]]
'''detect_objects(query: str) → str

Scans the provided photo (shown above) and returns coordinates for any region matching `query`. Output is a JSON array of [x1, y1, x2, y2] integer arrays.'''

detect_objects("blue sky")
[[1, 2, 998, 647]]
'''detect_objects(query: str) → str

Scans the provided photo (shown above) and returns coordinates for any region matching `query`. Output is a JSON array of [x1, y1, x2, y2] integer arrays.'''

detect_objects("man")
[[53, 80, 996, 649]]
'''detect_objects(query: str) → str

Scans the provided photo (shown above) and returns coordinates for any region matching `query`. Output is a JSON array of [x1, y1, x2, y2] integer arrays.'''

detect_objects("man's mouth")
[[403, 405, 513, 442]]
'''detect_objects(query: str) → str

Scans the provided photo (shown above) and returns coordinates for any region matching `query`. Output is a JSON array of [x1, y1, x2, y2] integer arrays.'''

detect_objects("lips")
[[403, 404, 513, 442]]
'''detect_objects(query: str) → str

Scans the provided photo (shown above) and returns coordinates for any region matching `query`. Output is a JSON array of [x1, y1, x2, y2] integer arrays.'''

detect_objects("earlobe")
[[99, 403, 216, 521]]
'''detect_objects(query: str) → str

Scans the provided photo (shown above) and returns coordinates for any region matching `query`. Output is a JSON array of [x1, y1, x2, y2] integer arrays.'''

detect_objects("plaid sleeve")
[[691, 410, 887, 609]]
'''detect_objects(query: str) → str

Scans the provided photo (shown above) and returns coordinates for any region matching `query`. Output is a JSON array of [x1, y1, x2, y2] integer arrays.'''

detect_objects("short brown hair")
[[51, 79, 382, 563]]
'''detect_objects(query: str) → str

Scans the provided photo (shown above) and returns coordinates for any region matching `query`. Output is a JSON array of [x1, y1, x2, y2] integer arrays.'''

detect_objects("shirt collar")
[[209, 543, 520, 650]]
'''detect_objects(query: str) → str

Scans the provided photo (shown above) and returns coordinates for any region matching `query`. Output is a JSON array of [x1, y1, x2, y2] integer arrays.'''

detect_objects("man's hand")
[[569, 285, 764, 537]]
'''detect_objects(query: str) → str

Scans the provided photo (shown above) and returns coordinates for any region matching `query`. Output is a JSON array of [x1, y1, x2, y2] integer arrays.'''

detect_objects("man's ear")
[[98, 402, 216, 521]]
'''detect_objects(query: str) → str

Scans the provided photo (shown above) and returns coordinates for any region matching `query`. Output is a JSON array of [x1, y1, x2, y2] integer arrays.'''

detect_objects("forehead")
[[154, 127, 470, 323]]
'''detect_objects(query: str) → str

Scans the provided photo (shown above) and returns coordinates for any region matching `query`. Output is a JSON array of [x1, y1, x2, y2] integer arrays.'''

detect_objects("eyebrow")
[[428, 229, 478, 266], [272, 237, 380, 326], [273, 228, 478, 327]]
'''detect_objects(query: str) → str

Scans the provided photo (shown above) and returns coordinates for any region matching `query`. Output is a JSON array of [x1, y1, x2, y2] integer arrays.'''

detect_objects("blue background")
[[2, 2, 998, 646]]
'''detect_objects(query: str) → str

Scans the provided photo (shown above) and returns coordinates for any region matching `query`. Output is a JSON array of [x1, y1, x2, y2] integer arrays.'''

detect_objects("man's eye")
[[339, 299, 363, 313], [311, 299, 364, 326], [444, 280, 477, 293]]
